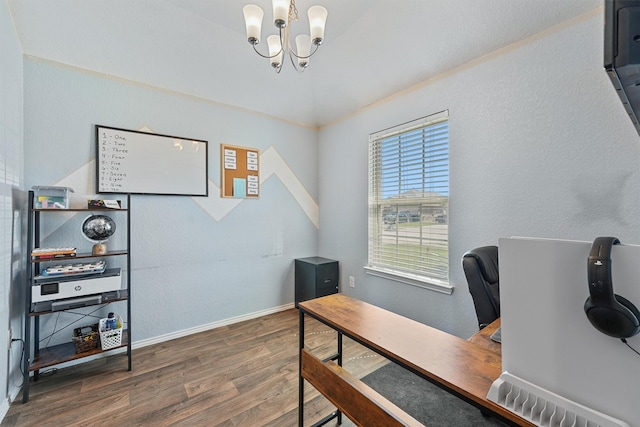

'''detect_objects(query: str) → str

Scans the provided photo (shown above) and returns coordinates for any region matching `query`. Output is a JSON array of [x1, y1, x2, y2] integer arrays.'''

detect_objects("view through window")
[[368, 111, 449, 288]]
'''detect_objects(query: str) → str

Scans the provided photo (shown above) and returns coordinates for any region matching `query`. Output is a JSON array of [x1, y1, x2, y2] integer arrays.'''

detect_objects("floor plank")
[[2, 309, 383, 427]]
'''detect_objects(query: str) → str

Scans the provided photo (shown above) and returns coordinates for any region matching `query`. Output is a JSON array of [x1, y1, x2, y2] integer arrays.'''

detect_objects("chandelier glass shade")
[[243, 0, 328, 73]]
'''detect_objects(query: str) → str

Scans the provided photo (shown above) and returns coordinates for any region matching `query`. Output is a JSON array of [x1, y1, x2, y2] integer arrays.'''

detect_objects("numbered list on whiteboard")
[[98, 130, 128, 193]]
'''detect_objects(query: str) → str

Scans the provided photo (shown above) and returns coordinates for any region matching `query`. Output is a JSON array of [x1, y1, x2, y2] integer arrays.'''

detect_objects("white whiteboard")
[[96, 125, 208, 196]]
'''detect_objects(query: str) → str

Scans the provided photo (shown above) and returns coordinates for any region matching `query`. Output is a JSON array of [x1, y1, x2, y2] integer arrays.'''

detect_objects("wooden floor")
[[2, 309, 387, 427]]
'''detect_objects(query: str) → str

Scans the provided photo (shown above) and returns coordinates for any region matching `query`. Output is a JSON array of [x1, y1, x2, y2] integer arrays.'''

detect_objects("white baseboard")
[[133, 303, 295, 349], [0, 398, 9, 423], [8, 382, 20, 403]]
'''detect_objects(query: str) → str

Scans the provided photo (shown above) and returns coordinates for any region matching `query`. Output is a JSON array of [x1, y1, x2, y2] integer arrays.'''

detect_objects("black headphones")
[[584, 237, 640, 338]]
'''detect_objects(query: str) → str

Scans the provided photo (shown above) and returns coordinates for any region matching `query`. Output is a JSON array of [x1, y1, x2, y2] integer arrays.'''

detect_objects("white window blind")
[[368, 111, 449, 289]]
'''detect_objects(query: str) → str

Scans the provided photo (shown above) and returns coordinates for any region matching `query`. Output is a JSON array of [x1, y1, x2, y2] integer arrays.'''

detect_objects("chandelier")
[[242, 0, 328, 73]]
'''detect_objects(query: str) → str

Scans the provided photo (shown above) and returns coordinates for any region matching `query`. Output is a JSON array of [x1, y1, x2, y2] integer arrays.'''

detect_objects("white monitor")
[[498, 237, 640, 426]]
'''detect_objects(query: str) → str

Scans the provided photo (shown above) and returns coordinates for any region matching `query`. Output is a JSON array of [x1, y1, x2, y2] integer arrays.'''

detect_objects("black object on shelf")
[[295, 257, 339, 306]]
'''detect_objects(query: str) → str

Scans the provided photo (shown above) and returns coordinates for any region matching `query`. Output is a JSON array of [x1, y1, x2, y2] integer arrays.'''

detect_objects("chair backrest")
[[462, 246, 500, 329]]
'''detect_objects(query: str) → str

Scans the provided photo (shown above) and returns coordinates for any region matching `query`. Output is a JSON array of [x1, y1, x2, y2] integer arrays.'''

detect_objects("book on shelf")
[[31, 247, 77, 259], [32, 253, 77, 260], [88, 199, 121, 209], [31, 247, 76, 255]]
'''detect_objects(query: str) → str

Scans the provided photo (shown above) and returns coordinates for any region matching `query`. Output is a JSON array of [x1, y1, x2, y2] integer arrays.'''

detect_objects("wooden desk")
[[468, 318, 501, 355], [298, 294, 531, 427]]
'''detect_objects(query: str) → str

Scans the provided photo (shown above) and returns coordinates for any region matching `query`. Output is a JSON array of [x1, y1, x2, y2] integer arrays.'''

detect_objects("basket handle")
[[78, 326, 94, 336]]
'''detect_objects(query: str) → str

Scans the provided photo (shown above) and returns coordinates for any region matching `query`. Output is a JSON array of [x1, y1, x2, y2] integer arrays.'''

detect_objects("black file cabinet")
[[295, 257, 339, 306]]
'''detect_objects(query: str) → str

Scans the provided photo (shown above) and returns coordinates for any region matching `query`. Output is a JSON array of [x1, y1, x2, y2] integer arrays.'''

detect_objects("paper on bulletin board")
[[233, 178, 247, 198], [247, 151, 258, 171]]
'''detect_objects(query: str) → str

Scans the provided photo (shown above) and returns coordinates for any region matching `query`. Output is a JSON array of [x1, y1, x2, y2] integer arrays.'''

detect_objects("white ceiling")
[[7, 0, 602, 128]]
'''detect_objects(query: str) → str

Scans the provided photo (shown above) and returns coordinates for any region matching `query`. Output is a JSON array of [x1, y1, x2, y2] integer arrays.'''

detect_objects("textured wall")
[[318, 10, 640, 338], [0, 0, 25, 414], [22, 60, 319, 344]]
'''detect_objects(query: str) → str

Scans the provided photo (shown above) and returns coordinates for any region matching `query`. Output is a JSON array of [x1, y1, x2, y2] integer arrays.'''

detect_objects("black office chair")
[[462, 246, 500, 330]]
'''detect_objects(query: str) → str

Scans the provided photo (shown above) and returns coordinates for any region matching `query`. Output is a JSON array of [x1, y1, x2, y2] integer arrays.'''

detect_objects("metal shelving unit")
[[22, 191, 132, 403]]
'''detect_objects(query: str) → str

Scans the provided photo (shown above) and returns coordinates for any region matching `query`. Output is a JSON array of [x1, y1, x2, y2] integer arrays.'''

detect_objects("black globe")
[[82, 215, 116, 242]]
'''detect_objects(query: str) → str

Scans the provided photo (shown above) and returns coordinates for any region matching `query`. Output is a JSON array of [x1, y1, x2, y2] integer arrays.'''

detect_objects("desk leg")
[[299, 310, 305, 427], [299, 310, 343, 427], [337, 331, 343, 425]]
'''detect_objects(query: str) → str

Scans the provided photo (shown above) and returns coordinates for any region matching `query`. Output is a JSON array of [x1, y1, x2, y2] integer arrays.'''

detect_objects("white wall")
[[0, 0, 25, 416], [21, 59, 320, 345], [318, 10, 640, 338]]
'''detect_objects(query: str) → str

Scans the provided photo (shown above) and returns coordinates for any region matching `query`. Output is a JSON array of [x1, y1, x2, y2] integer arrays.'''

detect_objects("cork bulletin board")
[[221, 144, 260, 198]]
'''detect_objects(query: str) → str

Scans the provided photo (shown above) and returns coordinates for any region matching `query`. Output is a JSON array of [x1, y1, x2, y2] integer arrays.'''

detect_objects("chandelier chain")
[[289, 0, 299, 22]]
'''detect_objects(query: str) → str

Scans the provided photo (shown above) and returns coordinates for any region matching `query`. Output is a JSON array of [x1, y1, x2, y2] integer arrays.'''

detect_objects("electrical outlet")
[[349, 276, 355, 288], [7, 329, 11, 348]]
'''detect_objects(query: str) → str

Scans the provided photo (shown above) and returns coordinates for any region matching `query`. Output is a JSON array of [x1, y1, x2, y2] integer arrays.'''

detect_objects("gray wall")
[[318, 10, 640, 339], [0, 0, 25, 414]]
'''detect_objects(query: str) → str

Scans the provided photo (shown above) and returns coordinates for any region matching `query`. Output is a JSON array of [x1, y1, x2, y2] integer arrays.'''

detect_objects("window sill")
[[363, 267, 454, 295]]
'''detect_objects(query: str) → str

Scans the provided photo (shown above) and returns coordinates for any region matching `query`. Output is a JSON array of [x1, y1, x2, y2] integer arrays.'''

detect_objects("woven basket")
[[72, 324, 100, 354]]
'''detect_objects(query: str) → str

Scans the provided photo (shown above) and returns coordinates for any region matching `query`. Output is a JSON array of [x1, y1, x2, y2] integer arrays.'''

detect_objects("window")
[[366, 111, 451, 293]]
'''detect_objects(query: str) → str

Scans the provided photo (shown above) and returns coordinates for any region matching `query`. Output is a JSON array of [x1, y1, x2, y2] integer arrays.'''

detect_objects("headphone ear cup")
[[585, 237, 640, 338], [614, 294, 640, 332], [585, 294, 640, 338]]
